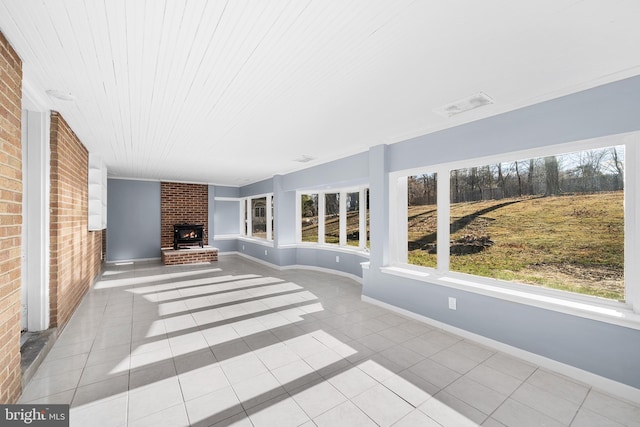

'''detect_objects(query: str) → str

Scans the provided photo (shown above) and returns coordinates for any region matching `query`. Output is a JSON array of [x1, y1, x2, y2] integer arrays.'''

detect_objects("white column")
[[437, 168, 450, 273], [24, 110, 51, 331], [625, 135, 639, 312], [339, 191, 347, 246], [266, 194, 273, 241], [318, 193, 325, 244], [390, 176, 408, 263], [246, 199, 252, 237], [359, 188, 367, 249]]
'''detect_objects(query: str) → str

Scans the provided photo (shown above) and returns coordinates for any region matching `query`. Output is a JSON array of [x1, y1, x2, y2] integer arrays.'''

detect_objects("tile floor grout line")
[[568, 387, 592, 427], [123, 280, 135, 427], [67, 297, 108, 408], [482, 366, 537, 425], [23, 257, 640, 426]]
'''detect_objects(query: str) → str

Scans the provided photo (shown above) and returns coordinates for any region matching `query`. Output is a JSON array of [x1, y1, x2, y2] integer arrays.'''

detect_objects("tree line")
[[409, 146, 624, 205]]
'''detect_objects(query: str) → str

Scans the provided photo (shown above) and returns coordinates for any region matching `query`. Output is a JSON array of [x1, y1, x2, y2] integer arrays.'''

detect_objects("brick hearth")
[[161, 246, 218, 265]]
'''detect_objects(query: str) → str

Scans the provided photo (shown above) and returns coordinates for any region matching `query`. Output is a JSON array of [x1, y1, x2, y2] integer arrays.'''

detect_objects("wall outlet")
[[448, 297, 457, 310], [265, 249, 268, 255], [242, 245, 245, 251], [336, 255, 339, 263]]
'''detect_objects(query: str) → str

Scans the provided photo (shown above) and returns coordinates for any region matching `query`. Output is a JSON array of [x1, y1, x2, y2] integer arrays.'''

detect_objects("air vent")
[[294, 155, 315, 163], [46, 89, 76, 101], [434, 92, 494, 117]]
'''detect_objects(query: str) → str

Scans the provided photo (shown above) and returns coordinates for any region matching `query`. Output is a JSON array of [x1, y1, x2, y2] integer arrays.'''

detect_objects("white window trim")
[[359, 188, 367, 249], [388, 131, 640, 326], [297, 186, 370, 251], [266, 194, 273, 241], [240, 193, 274, 242], [237, 235, 275, 248]]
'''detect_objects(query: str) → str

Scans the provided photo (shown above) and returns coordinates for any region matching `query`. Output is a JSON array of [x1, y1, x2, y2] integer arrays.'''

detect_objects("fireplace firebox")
[[173, 224, 204, 249]]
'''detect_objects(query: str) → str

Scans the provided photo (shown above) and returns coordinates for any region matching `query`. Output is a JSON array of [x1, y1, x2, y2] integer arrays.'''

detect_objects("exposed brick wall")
[[50, 112, 102, 329], [160, 182, 208, 248], [161, 248, 218, 265], [0, 31, 23, 404]]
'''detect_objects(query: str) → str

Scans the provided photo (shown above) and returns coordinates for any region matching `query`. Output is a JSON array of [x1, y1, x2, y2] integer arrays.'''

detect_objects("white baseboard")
[[105, 256, 161, 264], [233, 252, 363, 284], [280, 264, 363, 284], [218, 251, 240, 257], [362, 295, 640, 404]]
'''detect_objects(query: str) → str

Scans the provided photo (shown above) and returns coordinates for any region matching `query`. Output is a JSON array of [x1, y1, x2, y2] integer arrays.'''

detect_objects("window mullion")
[[296, 193, 302, 242], [318, 193, 326, 244], [339, 191, 346, 246], [266, 194, 272, 241], [627, 140, 639, 312], [394, 176, 408, 263], [437, 168, 450, 272], [359, 188, 366, 249], [240, 199, 246, 236], [246, 199, 252, 237]]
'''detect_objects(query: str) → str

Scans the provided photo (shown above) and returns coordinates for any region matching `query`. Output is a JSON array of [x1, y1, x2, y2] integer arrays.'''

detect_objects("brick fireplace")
[[160, 182, 208, 247], [161, 182, 217, 265]]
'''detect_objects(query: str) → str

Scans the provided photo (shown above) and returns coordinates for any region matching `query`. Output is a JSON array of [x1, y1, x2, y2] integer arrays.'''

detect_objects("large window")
[[251, 197, 267, 238], [401, 142, 628, 303], [270, 197, 274, 241], [346, 192, 360, 247], [241, 194, 273, 241], [301, 194, 318, 242], [407, 173, 437, 268], [324, 193, 340, 244], [366, 188, 370, 248], [298, 188, 369, 249]]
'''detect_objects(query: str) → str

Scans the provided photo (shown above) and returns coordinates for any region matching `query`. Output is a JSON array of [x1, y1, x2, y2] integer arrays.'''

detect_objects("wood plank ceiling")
[[1, 0, 639, 186]]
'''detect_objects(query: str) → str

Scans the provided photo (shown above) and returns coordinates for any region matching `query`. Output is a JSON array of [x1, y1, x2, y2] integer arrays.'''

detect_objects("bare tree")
[[301, 194, 318, 216], [527, 159, 535, 195], [452, 170, 460, 203], [421, 174, 431, 204], [325, 193, 339, 216], [544, 156, 561, 196], [610, 147, 624, 191], [469, 167, 479, 199], [481, 165, 494, 199], [514, 161, 523, 196], [577, 149, 607, 192], [496, 163, 507, 199]]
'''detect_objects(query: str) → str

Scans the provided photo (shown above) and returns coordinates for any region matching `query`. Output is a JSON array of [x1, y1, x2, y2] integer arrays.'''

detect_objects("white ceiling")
[[1, 0, 639, 186]]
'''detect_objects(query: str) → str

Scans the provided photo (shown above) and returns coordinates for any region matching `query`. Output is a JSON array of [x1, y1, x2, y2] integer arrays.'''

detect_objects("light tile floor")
[[19, 256, 640, 426]]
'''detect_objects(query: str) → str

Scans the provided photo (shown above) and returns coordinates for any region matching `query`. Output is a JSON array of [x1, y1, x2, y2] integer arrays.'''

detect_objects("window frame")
[[296, 186, 370, 252], [240, 193, 274, 242], [387, 132, 640, 326]]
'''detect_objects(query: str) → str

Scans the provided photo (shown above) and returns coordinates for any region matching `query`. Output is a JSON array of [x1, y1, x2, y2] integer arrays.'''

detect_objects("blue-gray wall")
[[236, 239, 368, 279], [212, 200, 240, 235], [239, 178, 273, 197], [210, 185, 241, 252], [104, 75, 640, 390], [281, 151, 369, 191], [388, 75, 640, 172], [107, 179, 161, 261], [364, 75, 640, 389]]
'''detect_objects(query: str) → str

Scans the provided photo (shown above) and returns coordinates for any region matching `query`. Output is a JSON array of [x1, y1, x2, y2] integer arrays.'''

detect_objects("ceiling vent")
[[434, 92, 494, 117], [46, 89, 76, 101], [294, 155, 315, 163]]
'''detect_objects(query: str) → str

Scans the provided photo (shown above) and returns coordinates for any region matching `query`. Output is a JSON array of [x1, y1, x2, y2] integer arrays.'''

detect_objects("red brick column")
[[0, 31, 23, 404], [160, 182, 208, 248], [49, 112, 102, 329]]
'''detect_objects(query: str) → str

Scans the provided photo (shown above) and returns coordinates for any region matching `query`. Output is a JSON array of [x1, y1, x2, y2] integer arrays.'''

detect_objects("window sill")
[[283, 242, 370, 257], [237, 236, 275, 247], [380, 265, 640, 330]]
